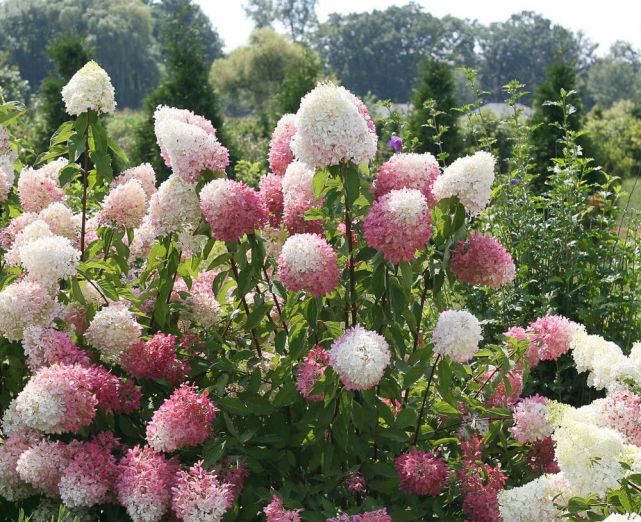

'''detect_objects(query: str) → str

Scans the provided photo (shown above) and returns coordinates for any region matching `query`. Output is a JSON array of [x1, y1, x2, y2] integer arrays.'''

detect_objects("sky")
[[194, 0, 641, 56]]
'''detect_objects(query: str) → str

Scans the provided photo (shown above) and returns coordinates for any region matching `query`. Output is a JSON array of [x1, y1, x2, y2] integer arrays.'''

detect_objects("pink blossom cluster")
[[450, 232, 516, 288], [16, 439, 71, 497], [509, 395, 552, 443], [363, 188, 431, 264], [326, 509, 392, 522], [372, 152, 441, 206], [116, 445, 179, 522], [296, 345, 330, 401], [264, 495, 303, 522], [278, 233, 339, 296], [458, 436, 506, 522], [342, 470, 366, 494], [120, 333, 189, 385], [146, 384, 217, 452], [0, 279, 61, 341], [86, 365, 141, 414], [0, 432, 38, 501], [394, 448, 449, 496], [218, 457, 249, 500], [483, 369, 523, 409], [17, 158, 67, 213], [154, 106, 229, 184], [504, 326, 540, 368], [111, 163, 156, 199], [98, 179, 148, 229], [528, 314, 580, 361], [269, 114, 296, 176], [283, 191, 324, 234], [602, 390, 641, 445], [171, 461, 232, 522], [200, 178, 267, 242], [259, 173, 285, 227], [172, 270, 222, 329], [22, 326, 90, 371]]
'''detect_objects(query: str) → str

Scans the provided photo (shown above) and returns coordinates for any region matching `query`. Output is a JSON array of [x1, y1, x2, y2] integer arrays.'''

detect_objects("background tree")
[[34, 35, 92, 152], [408, 59, 462, 160], [478, 11, 595, 103], [211, 28, 322, 126], [314, 4, 476, 102], [529, 62, 592, 188], [133, 0, 231, 181], [0, 53, 30, 103], [244, 0, 318, 42]]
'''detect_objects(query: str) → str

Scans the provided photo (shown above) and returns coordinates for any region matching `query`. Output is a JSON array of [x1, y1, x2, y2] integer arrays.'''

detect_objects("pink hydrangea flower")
[[296, 345, 330, 402], [218, 456, 249, 501], [39, 202, 80, 241], [98, 179, 148, 229], [171, 461, 233, 522], [86, 365, 141, 414], [200, 179, 267, 242], [263, 495, 302, 522], [259, 173, 285, 227], [0, 431, 39, 501], [22, 326, 90, 372], [112, 163, 157, 199], [527, 314, 579, 361], [483, 369, 523, 409], [450, 233, 516, 288], [282, 191, 324, 235], [278, 233, 339, 296], [363, 188, 431, 264], [172, 270, 222, 329], [602, 390, 641, 445], [58, 433, 119, 508], [504, 326, 539, 368], [147, 384, 217, 452], [509, 395, 552, 443], [269, 114, 296, 176], [372, 153, 440, 206], [458, 436, 506, 522], [395, 448, 449, 496], [14, 364, 98, 434], [154, 106, 229, 184], [0, 212, 38, 249], [327, 509, 392, 522], [342, 470, 366, 494], [16, 439, 71, 496], [120, 333, 189, 385], [116, 445, 179, 522], [17, 159, 67, 213]]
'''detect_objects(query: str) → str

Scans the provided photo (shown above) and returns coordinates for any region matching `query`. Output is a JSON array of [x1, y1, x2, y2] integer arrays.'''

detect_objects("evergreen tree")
[[35, 35, 91, 152], [530, 61, 593, 189], [133, 0, 231, 182], [408, 58, 462, 160]]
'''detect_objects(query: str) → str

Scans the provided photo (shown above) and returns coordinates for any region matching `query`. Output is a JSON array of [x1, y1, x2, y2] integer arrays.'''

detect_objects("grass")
[[620, 176, 641, 215]]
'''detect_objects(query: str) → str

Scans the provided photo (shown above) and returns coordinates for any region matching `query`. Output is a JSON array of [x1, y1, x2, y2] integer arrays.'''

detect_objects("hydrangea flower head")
[[394, 448, 449, 496], [61, 61, 115, 116], [296, 345, 330, 402], [431, 310, 482, 363], [85, 303, 142, 363], [450, 233, 515, 288], [99, 179, 147, 229], [372, 153, 440, 205], [171, 461, 232, 522], [269, 114, 296, 176]]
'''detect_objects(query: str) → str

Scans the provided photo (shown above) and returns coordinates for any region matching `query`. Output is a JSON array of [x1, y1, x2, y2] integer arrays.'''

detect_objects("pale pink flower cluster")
[[218, 456, 249, 501], [296, 345, 330, 401], [509, 395, 553, 443], [98, 179, 148, 229], [120, 333, 189, 385], [528, 314, 580, 361], [146, 384, 217, 452], [22, 326, 90, 371], [0, 212, 39, 249], [291, 82, 377, 168], [601, 390, 641, 445], [259, 173, 285, 227], [147, 174, 201, 236], [372, 153, 440, 206], [171, 461, 232, 522], [0, 432, 38, 501], [17, 158, 67, 212], [172, 271, 222, 329], [329, 325, 390, 390], [394, 448, 449, 496], [39, 202, 80, 241], [84, 303, 142, 363], [58, 433, 119, 508], [112, 163, 157, 199], [154, 106, 229, 183], [116, 445, 179, 522], [200, 178, 267, 242], [363, 188, 432, 264], [16, 439, 71, 496], [263, 495, 302, 522], [277, 233, 339, 296], [450, 232, 516, 288], [283, 191, 324, 235], [18, 234, 80, 285], [0, 125, 16, 202], [0, 280, 60, 341], [504, 326, 540, 368], [269, 114, 296, 176], [327, 509, 392, 522]]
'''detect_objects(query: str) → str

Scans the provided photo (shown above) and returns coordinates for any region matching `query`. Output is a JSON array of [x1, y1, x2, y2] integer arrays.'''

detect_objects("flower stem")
[[344, 202, 357, 327], [412, 354, 441, 445], [79, 134, 90, 261]]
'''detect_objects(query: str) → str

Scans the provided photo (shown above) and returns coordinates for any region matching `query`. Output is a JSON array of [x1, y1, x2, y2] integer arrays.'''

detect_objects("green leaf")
[[90, 150, 113, 181], [246, 302, 272, 331], [312, 169, 329, 198], [343, 165, 360, 206], [273, 382, 299, 407], [58, 164, 82, 187]]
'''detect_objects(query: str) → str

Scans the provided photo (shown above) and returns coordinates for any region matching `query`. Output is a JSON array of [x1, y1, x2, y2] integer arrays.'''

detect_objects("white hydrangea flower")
[[129, 215, 157, 261], [0, 280, 61, 341], [554, 419, 626, 496], [291, 82, 377, 168], [38, 202, 80, 241], [282, 160, 315, 202], [432, 151, 496, 216], [5, 219, 53, 266], [385, 188, 428, 227], [431, 310, 482, 363], [571, 330, 633, 391], [147, 174, 200, 236], [498, 473, 574, 522], [280, 233, 325, 274], [61, 61, 116, 116], [84, 303, 141, 363], [328, 325, 391, 390], [603, 515, 641, 522], [18, 235, 80, 285]]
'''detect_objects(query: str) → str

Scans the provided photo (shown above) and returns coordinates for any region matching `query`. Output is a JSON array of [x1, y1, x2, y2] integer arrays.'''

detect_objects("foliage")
[[211, 29, 322, 126], [407, 59, 462, 161], [133, 0, 231, 183], [244, 0, 319, 42], [0, 54, 30, 104], [105, 109, 145, 161], [587, 100, 641, 180]]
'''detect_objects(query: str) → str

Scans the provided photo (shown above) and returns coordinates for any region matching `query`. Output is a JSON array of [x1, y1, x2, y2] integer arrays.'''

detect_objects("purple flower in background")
[[387, 135, 402, 153]]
